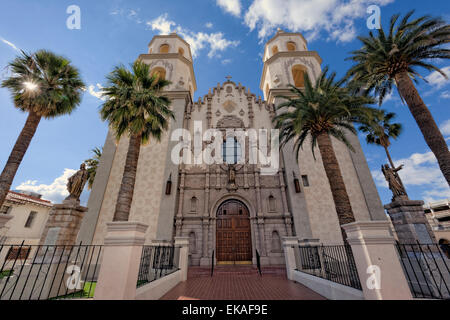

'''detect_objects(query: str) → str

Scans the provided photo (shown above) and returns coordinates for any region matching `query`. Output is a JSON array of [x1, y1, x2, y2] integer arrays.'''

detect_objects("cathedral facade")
[[77, 31, 387, 266]]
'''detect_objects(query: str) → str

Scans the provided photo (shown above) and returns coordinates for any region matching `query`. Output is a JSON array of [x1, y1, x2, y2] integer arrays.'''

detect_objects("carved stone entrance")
[[216, 200, 252, 263]]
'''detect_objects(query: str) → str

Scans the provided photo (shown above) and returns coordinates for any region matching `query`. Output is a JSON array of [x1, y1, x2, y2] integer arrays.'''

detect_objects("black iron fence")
[[396, 243, 450, 299], [296, 245, 362, 290], [137, 245, 177, 288], [0, 242, 102, 300]]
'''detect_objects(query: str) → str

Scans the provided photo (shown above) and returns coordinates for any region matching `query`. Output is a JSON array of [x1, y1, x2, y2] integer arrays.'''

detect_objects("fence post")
[[282, 237, 298, 280], [342, 221, 413, 300], [174, 237, 189, 282], [94, 222, 148, 300]]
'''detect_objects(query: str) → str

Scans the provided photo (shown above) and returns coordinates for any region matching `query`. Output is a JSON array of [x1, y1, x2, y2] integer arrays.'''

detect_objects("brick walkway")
[[160, 265, 326, 300]]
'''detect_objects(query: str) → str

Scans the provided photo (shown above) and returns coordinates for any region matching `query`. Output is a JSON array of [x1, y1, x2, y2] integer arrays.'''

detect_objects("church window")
[[292, 65, 307, 88], [302, 175, 310, 187], [190, 197, 198, 212], [150, 67, 166, 81], [159, 44, 170, 53], [265, 83, 270, 100], [272, 46, 279, 55], [24, 211, 37, 228], [178, 47, 184, 55], [271, 231, 281, 252], [268, 195, 276, 212], [287, 41, 297, 51], [223, 137, 242, 165]]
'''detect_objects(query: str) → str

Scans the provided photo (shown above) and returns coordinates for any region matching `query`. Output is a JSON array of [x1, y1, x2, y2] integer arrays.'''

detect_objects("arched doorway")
[[216, 200, 252, 263]]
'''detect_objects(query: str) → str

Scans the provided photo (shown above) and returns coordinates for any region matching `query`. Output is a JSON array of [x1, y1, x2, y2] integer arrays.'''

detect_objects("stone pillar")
[[282, 236, 298, 280], [342, 221, 413, 300], [39, 200, 87, 247], [385, 199, 436, 244], [94, 222, 148, 300], [200, 219, 210, 266], [175, 237, 189, 282]]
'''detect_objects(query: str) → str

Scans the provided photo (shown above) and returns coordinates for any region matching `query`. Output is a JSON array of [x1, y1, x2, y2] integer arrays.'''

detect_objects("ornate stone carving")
[[216, 115, 244, 129], [223, 100, 237, 113]]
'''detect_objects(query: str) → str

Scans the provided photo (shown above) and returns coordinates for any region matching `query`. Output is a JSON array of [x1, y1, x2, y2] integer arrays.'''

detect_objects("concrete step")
[[188, 265, 287, 278]]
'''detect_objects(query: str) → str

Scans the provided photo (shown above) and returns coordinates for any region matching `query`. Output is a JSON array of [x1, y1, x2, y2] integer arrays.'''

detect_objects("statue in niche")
[[382, 164, 408, 201], [220, 164, 243, 191]]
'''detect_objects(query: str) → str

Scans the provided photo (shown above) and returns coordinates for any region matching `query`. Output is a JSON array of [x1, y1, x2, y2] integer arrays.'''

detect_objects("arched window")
[[271, 231, 281, 252], [150, 67, 166, 81], [292, 65, 307, 88], [268, 195, 276, 212], [272, 46, 279, 55], [265, 83, 270, 99], [189, 232, 196, 253], [159, 44, 170, 53], [223, 136, 242, 164], [178, 47, 184, 56], [287, 41, 297, 51], [190, 197, 198, 212]]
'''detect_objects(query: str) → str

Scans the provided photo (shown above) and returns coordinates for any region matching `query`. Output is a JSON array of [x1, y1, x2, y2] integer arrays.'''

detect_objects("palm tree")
[[274, 67, 376, 240], [346, 11, 450, 186], [0, 50, 84, 208], [100, 61, 173, 222], [84, 147, 102, 190], [358, 109, 402, 168]]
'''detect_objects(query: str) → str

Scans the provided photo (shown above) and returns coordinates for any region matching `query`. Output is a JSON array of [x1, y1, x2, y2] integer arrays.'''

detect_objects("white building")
[[0, 190, 53, 246]]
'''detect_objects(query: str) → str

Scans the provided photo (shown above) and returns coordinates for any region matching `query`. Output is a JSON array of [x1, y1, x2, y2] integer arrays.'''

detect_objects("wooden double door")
[[216, 200, 252, 263]]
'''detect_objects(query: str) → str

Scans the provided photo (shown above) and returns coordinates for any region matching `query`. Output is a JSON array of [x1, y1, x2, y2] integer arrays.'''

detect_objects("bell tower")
[[260, 30, 324, 239], [260, 29, 322, 103], [139, 32, 197, 98]]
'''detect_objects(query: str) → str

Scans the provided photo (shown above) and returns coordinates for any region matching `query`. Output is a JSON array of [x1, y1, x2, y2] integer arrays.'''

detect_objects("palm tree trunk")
[[395, 72, 450, 186], [317, 132, 356, 241], [0, 111, 41, 208], [112, 134, 142, 221], [384, 145, 395, 169]]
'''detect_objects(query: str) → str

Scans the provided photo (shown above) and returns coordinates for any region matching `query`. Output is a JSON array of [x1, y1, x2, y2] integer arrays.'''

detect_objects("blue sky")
[[0, 0, 449, 206]]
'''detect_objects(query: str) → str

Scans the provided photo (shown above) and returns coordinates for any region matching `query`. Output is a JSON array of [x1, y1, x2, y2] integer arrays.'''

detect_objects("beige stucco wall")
[[2, 202, 51, 245]]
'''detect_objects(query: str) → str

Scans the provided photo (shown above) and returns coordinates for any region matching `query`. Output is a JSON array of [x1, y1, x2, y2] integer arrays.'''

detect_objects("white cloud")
[[15, 169, 77, 203], [87, 83, 106, 101], [244, 0, 394, 42], [440, 119, 450, 136], [425, 66, 450, 89], [205, 22, 213, 29], [148, 13, 176, 34], [216, 0, 242, 17], [440, 91, 450, 99], [372, 151, 450, 203], [0, 37, 19, 51], [222, 59, 232, 65], [147, 14, 239, 58]]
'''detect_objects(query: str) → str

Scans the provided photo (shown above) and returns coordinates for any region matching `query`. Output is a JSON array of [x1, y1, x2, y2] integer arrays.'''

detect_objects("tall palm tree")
[[84, 147, 102, 190], [100, 61, 173, 222], [358, 109, 402, 168], [346, 11, 450, 186], [0, 50, 84, 208], [274, 68, 376, 240]]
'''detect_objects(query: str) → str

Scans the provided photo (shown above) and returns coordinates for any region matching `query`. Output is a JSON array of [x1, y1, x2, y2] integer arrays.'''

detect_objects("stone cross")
[[225, 76, 232, 81]]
